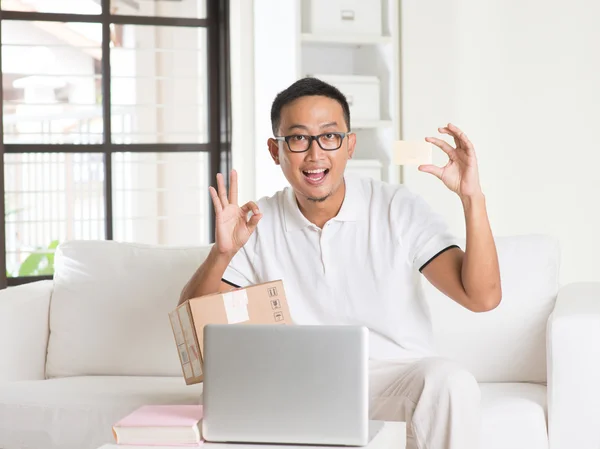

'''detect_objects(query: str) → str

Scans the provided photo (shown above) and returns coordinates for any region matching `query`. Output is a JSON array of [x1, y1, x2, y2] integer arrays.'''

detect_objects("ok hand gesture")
[[209, 169, 262, 256]]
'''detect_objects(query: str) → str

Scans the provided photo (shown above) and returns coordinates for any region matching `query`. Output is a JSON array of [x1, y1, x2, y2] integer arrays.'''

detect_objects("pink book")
[[113, 405, 203, 446]]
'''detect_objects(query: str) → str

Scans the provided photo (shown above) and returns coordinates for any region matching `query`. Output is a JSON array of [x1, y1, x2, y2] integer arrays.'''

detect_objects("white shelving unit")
[[352, 119, 394, 129], [300, 33, 393, 45], [295, 0, 401, 184]]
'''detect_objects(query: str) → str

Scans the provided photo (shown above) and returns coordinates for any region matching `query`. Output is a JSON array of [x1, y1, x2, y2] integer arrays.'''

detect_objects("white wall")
[[231, 0, 300, 203], [400, 0, 600, 285], [230, 0, 256, 206], [252, 0, 300, 199]]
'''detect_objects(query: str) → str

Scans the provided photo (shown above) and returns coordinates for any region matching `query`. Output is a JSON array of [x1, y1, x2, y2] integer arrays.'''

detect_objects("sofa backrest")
[[424, 234, 560, 383], [46, 235, 560, 383], [46, 240, 211, 378]]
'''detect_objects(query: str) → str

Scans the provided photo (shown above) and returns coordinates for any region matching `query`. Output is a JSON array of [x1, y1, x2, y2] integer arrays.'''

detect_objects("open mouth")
[[302, 168, 330, 185]]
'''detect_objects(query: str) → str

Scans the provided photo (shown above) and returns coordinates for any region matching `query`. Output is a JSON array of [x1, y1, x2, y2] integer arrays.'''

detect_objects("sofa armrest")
[[547, 282, 600, 449], [0, 281, 53, 382]]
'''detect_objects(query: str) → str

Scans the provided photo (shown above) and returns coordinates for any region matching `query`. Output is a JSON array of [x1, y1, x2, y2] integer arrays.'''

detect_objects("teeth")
[[305, 169, 326, 174]]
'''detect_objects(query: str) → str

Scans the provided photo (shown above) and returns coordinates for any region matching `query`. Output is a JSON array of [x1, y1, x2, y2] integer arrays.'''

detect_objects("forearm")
[[461, 194, 502, 310], [178, 245, 235, 305]]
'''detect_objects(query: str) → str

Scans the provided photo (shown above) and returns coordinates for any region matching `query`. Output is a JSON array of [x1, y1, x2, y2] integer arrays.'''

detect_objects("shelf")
[[347, 159, 383, 168], [352, 120, 393, 130], [301, 33, 392, 46], [346, 159, 384, 181]]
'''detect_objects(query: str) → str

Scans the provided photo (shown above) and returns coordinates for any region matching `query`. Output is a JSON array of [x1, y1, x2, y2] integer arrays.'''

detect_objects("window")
[[0, 0, 230, 288]]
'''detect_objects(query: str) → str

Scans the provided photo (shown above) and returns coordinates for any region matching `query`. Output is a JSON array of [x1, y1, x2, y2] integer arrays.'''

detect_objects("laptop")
[[201, 324, 383, 446]]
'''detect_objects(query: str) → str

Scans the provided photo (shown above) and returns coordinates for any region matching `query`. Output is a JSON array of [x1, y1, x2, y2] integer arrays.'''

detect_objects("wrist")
[[460, 192, 486, 209], [209, 244, 236, 266]]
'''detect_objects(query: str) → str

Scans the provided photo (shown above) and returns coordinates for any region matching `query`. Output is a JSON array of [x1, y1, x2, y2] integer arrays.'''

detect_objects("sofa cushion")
[[423, 236, 560, 382], [0, 281, 52, 382], [0, 376, 203, 449], [0, 379, 546, 449], [46, 240, 211, 378], [425, 235, 560, 382], [479, 382, 547, 449]]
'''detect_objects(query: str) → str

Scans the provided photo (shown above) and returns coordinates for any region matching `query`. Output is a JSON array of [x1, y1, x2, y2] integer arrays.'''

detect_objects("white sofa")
[[0, 236, 599, 449]]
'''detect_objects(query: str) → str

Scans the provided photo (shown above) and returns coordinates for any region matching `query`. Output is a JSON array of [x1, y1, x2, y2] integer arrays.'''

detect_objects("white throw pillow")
[[425, 234, 560, 383], [46, 240, 211, 378]]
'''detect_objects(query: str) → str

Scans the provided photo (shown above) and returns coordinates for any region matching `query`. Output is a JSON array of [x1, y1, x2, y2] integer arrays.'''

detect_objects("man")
[[180, 77, 501, 449]]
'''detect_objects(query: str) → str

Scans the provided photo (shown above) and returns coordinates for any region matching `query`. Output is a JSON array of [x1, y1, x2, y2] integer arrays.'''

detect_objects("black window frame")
[[0, 0, 231, 289]]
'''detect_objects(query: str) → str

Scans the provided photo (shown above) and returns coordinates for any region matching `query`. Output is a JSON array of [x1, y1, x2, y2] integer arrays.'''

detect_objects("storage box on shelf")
[[308, 74, 380, 122], [301, 0, 382, 37]]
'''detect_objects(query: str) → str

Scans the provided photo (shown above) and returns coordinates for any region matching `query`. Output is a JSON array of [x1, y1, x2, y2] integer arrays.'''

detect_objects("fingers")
[[443, 123, 475, 154], [229, 169, 238, 206], [418, 164, 444, 179], [216, 173, 229, 207], [241, 201, 262, 232], [247, 211, 262, 232], [437, 127, 460, 150], [240, 201, 260, 216], [209, 186, 223, 214], [425, 137, 454, 156]]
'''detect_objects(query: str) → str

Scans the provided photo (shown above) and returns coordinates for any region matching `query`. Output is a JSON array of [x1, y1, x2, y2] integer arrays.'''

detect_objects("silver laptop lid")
[[202, 324, 369, 446]]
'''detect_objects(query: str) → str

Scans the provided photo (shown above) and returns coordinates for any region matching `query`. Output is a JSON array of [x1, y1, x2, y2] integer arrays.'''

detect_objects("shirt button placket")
[[318, 231, 325, 274], [320, 223, 331, 275]]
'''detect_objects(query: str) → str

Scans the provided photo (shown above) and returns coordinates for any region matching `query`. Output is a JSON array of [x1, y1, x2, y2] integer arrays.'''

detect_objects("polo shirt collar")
[[284, 174, 366, 232]]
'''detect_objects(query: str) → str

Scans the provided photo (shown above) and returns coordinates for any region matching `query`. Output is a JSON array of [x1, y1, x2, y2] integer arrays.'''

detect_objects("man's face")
[[268, 95, 356, 203]]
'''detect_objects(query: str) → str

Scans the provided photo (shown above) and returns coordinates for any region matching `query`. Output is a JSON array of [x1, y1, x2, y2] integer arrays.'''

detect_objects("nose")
[[306, 137, 324, 160]]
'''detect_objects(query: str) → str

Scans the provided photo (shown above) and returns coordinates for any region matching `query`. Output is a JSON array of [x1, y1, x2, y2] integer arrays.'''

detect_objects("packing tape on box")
[[223, 290, 250, 324], [169, 312, 185, 346], [177, 306, 202, 378]]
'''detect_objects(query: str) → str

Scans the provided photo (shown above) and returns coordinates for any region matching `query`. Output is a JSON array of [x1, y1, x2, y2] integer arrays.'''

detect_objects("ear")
[[347, 132, 356, 159], [267, 138, 280, 165]]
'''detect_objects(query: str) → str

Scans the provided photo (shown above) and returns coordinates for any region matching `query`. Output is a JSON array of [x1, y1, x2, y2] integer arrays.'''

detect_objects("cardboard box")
[[169, 279, 292, 384]]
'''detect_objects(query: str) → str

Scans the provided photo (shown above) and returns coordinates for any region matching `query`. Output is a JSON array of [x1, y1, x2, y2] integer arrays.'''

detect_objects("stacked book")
[[112, 405, 203, 446]]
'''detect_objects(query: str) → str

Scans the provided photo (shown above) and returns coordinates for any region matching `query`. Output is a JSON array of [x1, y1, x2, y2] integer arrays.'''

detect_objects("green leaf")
[[18, 250, 46, 277], [15, 240, 60, 277], [37, 265, 55, 276], [46, 240, 59, 268]]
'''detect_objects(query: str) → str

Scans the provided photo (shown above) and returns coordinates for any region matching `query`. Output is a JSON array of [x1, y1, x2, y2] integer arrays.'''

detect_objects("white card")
[[393, 141, 433, 165]]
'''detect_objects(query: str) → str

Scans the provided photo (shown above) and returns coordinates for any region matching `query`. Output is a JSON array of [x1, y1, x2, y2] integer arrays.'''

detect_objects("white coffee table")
[[98, 421, 406, 449]]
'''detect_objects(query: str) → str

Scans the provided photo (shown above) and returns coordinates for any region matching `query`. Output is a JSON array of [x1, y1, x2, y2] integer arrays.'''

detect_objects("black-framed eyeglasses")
[[274, 132, 352, 153]]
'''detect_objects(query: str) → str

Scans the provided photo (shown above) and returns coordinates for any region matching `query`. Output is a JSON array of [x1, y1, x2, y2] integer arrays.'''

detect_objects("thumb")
[[418, 164, 444, 179]]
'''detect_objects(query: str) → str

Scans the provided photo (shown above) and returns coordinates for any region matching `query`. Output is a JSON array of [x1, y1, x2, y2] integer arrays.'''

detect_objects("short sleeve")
[[222, 243, 259, 288], [393, 188, 460, 272]]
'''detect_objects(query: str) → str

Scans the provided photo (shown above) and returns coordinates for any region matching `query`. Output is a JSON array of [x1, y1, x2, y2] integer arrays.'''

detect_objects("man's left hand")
[[419, 123, 482, 199]]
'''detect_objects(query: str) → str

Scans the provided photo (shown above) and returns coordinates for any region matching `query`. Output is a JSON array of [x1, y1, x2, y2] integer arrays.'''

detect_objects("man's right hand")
[[209, 169, 262, 256]]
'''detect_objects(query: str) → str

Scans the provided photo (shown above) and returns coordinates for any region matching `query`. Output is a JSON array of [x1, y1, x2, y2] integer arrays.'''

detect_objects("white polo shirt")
[[223, 173, 459, 361]]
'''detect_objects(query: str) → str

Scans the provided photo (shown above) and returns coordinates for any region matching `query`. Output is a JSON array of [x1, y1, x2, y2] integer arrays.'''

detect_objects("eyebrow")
[[287, 122, 340, 132], [320, 122, 339, 129], [288, 124, 309, 132]]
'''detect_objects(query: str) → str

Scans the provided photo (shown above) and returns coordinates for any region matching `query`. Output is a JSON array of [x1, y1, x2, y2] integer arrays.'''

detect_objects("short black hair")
[[270, 77, 351, 135]]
